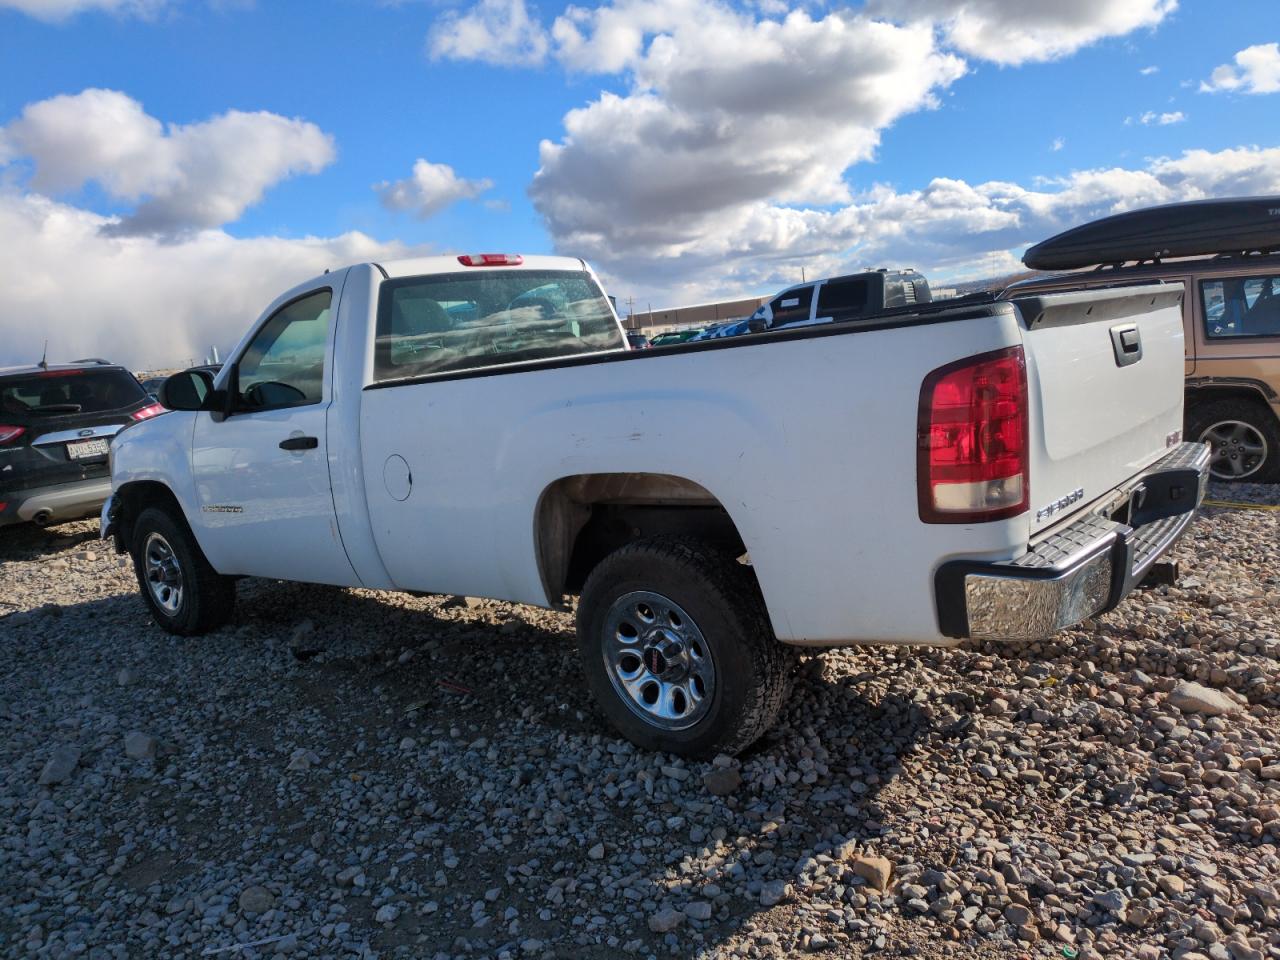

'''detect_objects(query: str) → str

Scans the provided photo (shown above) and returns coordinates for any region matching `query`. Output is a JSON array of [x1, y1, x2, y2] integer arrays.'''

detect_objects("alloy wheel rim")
[[1201, 420, 1267, 480], [602, 590, 716, 732], [143, 532, 184, 614]]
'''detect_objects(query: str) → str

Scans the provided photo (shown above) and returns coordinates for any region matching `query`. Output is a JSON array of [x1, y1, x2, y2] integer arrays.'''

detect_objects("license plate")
[[67, 438, 110, 460]]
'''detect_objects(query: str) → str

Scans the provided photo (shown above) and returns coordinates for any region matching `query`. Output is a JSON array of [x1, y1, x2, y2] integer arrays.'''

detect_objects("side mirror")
[[748, 317, 767, 333], [157, 369, 214, 411]]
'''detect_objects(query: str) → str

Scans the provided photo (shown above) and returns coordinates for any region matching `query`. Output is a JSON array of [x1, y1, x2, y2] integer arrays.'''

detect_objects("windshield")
[[374, 269, 624, 381], [0, 368, 145, 417]]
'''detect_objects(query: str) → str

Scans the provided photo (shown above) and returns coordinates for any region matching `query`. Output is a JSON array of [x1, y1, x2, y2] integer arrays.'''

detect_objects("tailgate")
[[1011, 284, 1186, 535]]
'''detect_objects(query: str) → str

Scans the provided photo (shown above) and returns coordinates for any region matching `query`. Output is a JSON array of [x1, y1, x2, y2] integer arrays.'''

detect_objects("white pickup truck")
[[103, 253, 1209, 758]]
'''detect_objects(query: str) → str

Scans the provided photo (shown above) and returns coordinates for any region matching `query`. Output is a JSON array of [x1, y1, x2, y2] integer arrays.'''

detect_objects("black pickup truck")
[[746, 268, 933, 331]]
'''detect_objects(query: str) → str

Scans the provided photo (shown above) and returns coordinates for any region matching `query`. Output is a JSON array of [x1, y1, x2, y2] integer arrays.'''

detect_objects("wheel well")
[[535, 473, 748, 605], [111, 481, 186, 553], [1185, 383, 1279, 422]]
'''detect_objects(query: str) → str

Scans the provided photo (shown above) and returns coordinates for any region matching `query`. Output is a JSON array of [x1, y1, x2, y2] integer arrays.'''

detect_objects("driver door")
[[191, 286, 358, 586]]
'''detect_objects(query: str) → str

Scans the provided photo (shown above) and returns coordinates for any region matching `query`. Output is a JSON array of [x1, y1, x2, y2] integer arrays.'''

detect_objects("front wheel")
[[130, 506, 236, 635], [576, 537, 793, 758]]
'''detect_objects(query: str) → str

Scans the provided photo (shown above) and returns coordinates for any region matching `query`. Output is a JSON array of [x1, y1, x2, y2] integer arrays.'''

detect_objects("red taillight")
[[457, 253, 524, 267], [0, 425, 24, 445], [131, 403, 165, 421], [917, 346, 1028, 523]]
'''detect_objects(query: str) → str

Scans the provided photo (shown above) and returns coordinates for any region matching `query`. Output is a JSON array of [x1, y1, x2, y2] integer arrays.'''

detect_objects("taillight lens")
[[457, 253, 524, 267], [0, 425, 24, 445], [917, 346, 1028, 523], [131, 403, 165, 421]]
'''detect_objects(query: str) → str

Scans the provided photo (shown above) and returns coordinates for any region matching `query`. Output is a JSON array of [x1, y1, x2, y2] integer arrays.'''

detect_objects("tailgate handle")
[[1110, 323, 1143, 367]]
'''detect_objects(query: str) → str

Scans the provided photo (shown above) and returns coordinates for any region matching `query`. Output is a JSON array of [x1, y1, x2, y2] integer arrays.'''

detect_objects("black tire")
[[130, 506, 235, 635], [576, 537, 794, 758], [1187, 397, 1280, 483]]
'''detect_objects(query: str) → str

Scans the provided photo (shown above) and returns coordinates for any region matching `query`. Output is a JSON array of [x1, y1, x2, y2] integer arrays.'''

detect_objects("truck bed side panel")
[[358, 311, 1029, 645]]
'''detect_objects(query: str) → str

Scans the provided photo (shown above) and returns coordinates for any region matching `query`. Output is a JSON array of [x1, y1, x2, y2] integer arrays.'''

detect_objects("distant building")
[[623, 295, 769, 333]]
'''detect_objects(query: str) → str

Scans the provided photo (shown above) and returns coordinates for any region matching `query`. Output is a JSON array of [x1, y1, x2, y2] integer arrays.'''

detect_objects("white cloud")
[[1051, 137, 1065, 151], [375, 159, 493, 219], [515, 0, 1187, 304], [0, 190, 414, 370], [1133, 109, 1185, 125], [1140, 65, 1159, 75], [1200, 43, 1280, 95], [0, 89, 336, 236], [532, 10, 965, 279], [427, 0, 549, 65], [545, 145, 1280, 305], [862, 0, 1177, 66], [0, 0, 165, 21]]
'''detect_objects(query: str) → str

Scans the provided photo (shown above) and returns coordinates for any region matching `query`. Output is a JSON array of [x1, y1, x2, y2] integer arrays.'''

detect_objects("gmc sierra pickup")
[[103, 253, 1208, 757]]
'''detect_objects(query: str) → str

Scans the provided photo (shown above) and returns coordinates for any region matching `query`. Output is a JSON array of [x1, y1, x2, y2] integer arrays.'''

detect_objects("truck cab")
[[748, 269, 932, 330]]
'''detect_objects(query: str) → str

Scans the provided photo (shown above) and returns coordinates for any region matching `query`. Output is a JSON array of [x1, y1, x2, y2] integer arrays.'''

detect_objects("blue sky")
[[0, 0, 1277, 366]]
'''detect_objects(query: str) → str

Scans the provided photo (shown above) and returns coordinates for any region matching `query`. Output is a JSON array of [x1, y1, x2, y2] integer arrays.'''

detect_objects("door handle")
[[279, 436, 318, 451]]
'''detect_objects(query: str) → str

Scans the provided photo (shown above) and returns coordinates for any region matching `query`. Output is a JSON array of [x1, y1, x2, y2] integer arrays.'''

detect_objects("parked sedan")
[[0, 362, 163, 528]]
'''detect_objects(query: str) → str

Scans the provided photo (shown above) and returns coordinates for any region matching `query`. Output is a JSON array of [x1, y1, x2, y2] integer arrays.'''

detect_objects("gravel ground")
[[1, 481, 1278, 960]]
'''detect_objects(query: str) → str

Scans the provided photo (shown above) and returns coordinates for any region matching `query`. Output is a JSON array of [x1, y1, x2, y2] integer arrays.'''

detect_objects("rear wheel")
[[1188, 398, 1280, 482], [130, 506, 235, 635], [576, 537, 794, 758]]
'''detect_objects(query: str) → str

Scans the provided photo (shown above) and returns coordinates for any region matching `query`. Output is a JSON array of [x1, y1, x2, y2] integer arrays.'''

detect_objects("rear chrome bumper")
[[0, 478, 113, 528], [935, 442, 1210, 641]]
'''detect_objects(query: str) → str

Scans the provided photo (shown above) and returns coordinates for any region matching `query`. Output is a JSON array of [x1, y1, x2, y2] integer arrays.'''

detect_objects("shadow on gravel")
[[0, 520, 99, 560], [228, 583, 937, 954], [3, 567, 936, 957]]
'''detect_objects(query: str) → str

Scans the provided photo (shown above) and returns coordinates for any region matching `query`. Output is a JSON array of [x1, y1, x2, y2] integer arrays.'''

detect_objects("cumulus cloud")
[[549, 145, 1280, 305], [531, 10, 965, 277], [0, 191, 414, 370], [862, 0, 1177, 65], [1201, 43, 1280, 95], [1140, 65, 1160, 75], [427, 0, 549, 65], [375, 159, 493, 219], [507, 0, 1186, 303], [0, 89, 336, 236], [0, 0, 165, 21]]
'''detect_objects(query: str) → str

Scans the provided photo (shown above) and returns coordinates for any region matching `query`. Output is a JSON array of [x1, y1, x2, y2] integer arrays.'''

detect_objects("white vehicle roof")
[[377, 254, 587, 279]]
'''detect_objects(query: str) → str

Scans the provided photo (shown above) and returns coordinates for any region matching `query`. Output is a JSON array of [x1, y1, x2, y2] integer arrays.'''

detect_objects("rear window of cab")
[[373, 270, 624, 381]]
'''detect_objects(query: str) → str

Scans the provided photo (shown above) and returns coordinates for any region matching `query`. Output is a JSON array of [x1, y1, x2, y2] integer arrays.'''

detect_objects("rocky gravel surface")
[[1, 481, 1278, 959]]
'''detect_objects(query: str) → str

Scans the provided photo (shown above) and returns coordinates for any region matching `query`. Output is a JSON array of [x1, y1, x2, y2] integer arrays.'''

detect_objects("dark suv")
[[0, 362, 163, 528]]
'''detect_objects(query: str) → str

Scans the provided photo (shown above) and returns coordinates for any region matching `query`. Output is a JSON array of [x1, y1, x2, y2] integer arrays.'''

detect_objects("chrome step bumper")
[[935, 442, 1210, 641]]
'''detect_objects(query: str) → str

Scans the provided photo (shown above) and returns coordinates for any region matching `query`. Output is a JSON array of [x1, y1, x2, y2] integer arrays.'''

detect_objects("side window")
[[769, 286, 813, 327], [1201, 276, 1280, 339], [236, 289, 332, 410], [817, 278, 870, 317]]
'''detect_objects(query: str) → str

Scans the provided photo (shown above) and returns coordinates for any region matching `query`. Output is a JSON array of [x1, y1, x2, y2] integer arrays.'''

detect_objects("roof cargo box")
[[1023, 196, 1280, 271]]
